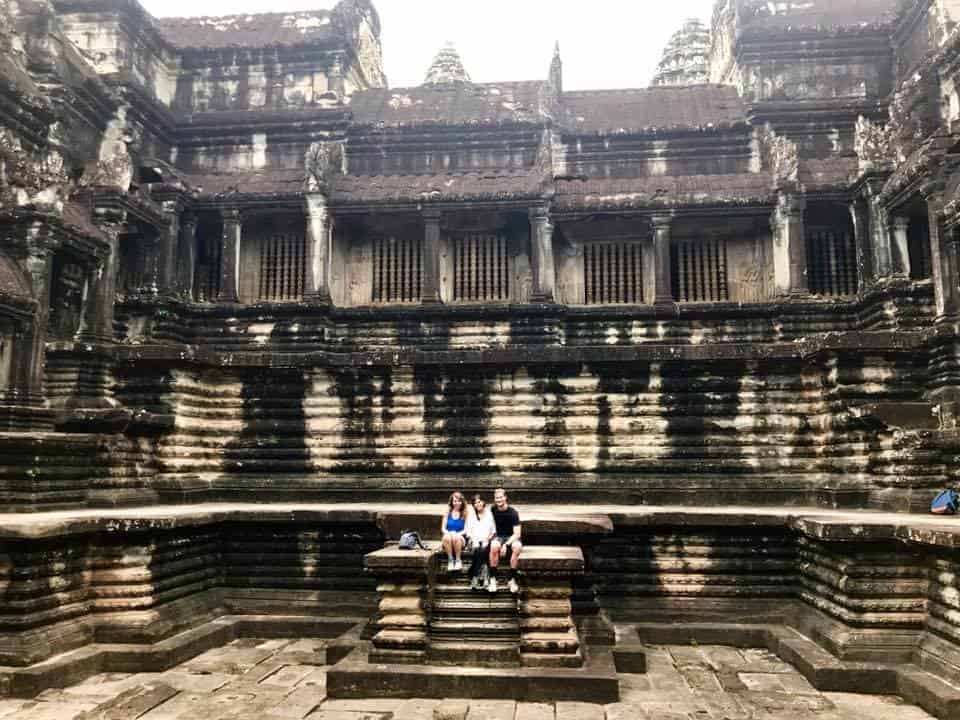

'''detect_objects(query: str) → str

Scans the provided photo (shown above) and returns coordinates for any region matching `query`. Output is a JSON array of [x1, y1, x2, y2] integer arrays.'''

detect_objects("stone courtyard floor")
[[0, 638, 936, 720]]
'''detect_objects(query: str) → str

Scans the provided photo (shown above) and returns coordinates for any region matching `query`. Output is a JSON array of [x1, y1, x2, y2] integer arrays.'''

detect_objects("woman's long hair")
[[447, 491, 466, 518], [471, 494, 487, 519]]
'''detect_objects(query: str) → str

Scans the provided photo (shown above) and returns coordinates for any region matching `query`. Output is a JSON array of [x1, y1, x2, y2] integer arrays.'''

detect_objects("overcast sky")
[[140, 0, 718, 90]]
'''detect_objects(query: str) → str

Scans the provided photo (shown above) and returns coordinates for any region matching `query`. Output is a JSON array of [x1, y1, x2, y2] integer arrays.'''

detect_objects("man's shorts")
[[493, 536, 514, 561]]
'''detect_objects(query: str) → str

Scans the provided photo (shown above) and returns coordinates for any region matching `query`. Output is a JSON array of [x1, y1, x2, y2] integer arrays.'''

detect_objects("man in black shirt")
[[488, 487, 522, 594]]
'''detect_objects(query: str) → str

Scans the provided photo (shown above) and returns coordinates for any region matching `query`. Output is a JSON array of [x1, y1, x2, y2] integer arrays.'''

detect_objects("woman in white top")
[[465, 495, 496, 591]]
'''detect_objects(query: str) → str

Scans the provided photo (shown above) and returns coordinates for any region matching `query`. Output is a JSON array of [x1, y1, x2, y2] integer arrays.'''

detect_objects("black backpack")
[[398, 530, 427, 550]]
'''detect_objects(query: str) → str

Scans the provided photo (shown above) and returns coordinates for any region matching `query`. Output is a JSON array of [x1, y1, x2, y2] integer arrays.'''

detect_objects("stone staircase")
[[427, 563, 521, 667]]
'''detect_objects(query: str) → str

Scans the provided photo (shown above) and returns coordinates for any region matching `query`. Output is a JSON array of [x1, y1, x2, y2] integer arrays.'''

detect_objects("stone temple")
[[6, 0, 960, 717]]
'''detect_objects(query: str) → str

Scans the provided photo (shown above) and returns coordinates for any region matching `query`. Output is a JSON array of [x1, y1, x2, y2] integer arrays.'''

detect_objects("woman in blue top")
[[441, 491, 467, 572]]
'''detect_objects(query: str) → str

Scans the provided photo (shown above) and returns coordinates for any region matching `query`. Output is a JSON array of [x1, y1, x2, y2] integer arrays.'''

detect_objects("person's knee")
[[512, 541, 523, 553]]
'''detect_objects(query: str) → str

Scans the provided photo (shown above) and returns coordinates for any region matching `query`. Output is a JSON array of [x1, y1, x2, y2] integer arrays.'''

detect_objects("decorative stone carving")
[[855, 116, 896, 174], [81, 107, 134, 192], [757, 124, 799, 190], [305, 140, 345, 193], [651, 17, 710, 87], [0, 130, 69, 210]]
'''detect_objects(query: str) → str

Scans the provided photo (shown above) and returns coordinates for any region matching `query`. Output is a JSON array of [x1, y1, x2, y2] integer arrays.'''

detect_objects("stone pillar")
[[529, 206, 556, 303], [365, 545, 434, 664], [864, 180, 893, 279], [926, 195, 960, 318], [158, 201, 181, 297], [305, 194, 332, 304], [850, 199, 873, 286], [651, 213, 674, 305], [890, 215, 911, 278], [217, 207, 241, 304], [13, 226, 54, 413], [771, 194, 808, 295], [78, 207, 125, 343], [422, 209, 442, 304], [179, 213, 198, 299], [518, 547, 584, 668]]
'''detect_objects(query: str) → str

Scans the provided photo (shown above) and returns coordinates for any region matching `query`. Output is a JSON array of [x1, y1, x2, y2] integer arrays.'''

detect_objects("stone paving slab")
[[0, 639, 938, 720]]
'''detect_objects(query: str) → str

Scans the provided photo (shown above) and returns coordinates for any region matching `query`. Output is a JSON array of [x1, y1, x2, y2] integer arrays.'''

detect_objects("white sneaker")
[[470, 577, 480, 590], [488, 576, 498, 593], [447, 557, 455, 572], [508, 578, 519, 594], [454, 559, 463, 571]]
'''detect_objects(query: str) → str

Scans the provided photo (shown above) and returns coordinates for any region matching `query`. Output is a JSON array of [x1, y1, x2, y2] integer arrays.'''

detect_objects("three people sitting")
[[440, 487, 522, 594]]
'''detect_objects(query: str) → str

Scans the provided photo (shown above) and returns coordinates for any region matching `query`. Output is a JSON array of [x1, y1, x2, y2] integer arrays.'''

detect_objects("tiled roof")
[[61, 202, 107, 241], [187, 169, 305, 198], [561, 85, 748, 135], [553, 173, 775, 210], [0, 253, 29, 300], [156, 11, 335, 50], [331, 169, 547, 205], [799, 157, 858, 190], [739, 0, 899, 31], [348, 81, 548, 128]]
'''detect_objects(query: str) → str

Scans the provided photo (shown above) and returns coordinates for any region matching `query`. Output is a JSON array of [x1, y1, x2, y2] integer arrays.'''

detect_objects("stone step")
[[432, 597, 518, 613], [430, 618, 520, 635], [427, 640, 520, 667]]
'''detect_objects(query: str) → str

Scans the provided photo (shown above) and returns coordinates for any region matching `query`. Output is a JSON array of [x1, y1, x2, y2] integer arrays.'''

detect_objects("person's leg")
[[452, 535, 464, 569], [488, 539, 502, 592], [441, 533, 454, 570], [489, 539, 502, 569], [507, 541, 523, 593]]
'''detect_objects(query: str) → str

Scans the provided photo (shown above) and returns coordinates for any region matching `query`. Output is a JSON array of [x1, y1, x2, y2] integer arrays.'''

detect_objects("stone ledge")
[[0, 614, 363, 698], [631, 620, 960, 720], [1, 503, 960, 552], [327, 645, 619, 703]]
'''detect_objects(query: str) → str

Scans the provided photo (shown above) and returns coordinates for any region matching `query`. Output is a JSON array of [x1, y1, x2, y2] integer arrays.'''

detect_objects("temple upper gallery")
[[0, 0, 958, 509]]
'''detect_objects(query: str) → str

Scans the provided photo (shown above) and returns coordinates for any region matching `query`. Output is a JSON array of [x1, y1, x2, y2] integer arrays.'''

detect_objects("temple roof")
[[738, 0, 900, 32], [0, 253, 30, 300], [348, 81, 548, 128], [553, 173, 776, 210], [156, 10, 336, 50], [186, 169, 305, 199], [61, 202, 108, 241], [331, 168, 547, 205], [423, 43, 471, 85], [561, 85, 747, 135]]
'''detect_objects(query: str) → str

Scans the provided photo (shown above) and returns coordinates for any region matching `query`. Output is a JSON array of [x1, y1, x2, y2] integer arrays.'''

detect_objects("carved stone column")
[[17, 225, 54, 407], [78, 206, 125, 343], [179, 213, 198, 299], [529, 206, 556, 303], [305, 194, 332, 304], [158, 201, 181, 297], [651, 213, 674, 305], [864, 179, 892, 279], [926, 194, 960, 318], [890, 215, 911, 278], [771, 194, 808, 295], [217, 207, 241, 304], [422, 209, 443, 304], [849, 199, 872, 287]]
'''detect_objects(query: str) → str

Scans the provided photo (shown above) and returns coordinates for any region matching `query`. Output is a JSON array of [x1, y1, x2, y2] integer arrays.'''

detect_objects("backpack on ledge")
[[931, 489, 960, 515], [398, 531, 427, 550]]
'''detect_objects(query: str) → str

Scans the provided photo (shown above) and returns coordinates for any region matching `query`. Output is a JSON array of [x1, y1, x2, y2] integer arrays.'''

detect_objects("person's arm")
[[440, 513, 448, 536], [508, 523, 521, 545]]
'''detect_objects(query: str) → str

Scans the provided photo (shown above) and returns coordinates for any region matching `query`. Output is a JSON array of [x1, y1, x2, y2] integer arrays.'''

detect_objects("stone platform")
[[0, 636, 936, 719]]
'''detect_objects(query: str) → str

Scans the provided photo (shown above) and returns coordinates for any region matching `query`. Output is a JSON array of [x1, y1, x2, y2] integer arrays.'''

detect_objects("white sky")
[[140, 0, 718, 91]]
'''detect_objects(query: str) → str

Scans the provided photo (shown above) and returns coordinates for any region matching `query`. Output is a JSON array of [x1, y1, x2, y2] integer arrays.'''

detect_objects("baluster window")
[[256, 230, 307, 303], [806, 227, 858, 296], [372, 235, 423, 304], [583, 241, 644, 305], [453, 233, 510, 302], [671, 238, 729, 303]]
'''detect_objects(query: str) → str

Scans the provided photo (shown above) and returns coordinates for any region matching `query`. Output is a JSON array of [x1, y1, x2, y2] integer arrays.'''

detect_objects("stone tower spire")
[[549, 42, 563, 93], [651, 17, 710, 87], [423, 42, 471, 85]]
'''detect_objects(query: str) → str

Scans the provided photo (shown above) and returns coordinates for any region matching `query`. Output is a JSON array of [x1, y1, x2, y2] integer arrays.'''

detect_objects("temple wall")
[[562, 134, 752, 178], [58, 13, 177, 106]]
